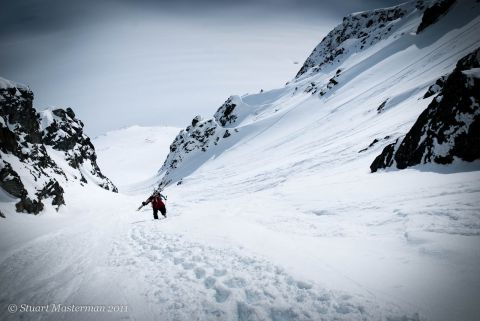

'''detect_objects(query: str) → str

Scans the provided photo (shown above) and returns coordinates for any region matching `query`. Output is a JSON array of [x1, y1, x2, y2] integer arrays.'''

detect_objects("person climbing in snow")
[[139, 190, 167, 219]]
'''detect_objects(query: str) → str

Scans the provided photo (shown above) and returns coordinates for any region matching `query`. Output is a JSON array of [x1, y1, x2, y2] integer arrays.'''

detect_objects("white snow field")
[[1, 1, 480, 321], [93, 126, 180, 189]]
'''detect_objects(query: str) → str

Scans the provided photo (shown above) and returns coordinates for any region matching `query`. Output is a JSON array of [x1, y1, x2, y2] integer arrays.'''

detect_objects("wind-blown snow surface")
[[1, 1, 480, 321]]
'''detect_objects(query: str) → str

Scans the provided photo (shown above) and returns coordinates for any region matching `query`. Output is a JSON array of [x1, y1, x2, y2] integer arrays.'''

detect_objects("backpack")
[[152, 196, 164, 209]]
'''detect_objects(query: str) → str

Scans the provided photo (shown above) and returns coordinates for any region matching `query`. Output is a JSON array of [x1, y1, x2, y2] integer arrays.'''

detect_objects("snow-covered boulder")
[[370, 48, 480, 172], [0, 76, 116, 214]]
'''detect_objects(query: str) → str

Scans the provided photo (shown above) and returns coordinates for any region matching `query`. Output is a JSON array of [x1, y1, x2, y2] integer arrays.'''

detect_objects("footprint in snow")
[[204, 276, 216, 289], [121, 227, 419, 321]]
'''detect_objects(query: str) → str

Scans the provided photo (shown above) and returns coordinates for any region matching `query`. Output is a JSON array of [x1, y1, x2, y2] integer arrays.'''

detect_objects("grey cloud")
[[0, 0, 405, 38]]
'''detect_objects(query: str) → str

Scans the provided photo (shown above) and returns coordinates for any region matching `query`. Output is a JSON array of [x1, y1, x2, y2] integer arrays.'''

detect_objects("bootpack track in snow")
[[1, 1, 480, 321]]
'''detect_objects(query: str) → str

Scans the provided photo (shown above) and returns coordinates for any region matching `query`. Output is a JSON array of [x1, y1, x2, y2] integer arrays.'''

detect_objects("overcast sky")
[[0, 0, 403, 136]]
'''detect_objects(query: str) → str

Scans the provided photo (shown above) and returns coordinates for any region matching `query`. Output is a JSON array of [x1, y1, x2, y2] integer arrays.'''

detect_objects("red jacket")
[[144, 194, 166, 210]]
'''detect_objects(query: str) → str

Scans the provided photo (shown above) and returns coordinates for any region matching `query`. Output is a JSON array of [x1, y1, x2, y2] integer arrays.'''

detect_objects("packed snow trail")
[[1, 159, 479, 321], [0, 185, 403, 321], [0, 183, 410, 321]]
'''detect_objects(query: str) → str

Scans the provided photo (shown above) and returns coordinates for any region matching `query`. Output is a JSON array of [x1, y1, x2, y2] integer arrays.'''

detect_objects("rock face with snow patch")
[[158, 96, 245, 187], [370, 48, 480, 172], [295, 2, 413, 78], [41, 107, 117, 191], [295, 0, 456, 79], [214, 97, 239, 127], [0, 77, 116, 214], [422, 74, 447, 99], [416, 0, 455, 33]]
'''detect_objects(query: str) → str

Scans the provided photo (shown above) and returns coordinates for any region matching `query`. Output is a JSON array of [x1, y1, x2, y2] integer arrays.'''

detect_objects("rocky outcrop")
[[303, 72, 341, 97], [214, 97, 238, 127], [295, 2, 414, 78], [158, 96, 245, 188], [423, 75, 447, 98], [358, 136, 391, 153], [295, 1, 456, 79], [376, 99, 389, 114], [0, 79, 64, 214], [40, 108, 117, 191], [0, 162, 27, 199], [417, 0, 455, 33], [370, 48, 480, 172], [0, 76, 116, 215]]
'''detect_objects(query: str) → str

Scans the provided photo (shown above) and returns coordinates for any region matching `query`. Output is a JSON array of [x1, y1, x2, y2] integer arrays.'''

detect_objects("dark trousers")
[[153, 206, 167, 219]]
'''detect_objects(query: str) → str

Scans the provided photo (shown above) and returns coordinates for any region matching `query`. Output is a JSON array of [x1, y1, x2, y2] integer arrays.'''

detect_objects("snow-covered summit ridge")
[[0, 78, 117, 215], [0, 76, 28, 91], [295, 0, 454, 79]]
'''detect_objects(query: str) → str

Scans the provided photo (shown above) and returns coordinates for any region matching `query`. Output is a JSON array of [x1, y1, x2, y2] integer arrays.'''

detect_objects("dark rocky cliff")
[[371, 48, 480, 172], [0, 77, 117, 215]]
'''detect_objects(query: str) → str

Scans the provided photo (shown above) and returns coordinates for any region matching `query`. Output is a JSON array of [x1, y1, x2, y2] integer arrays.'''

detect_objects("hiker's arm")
[[142, 197, 152, 206], [160, 194, 167, 201]]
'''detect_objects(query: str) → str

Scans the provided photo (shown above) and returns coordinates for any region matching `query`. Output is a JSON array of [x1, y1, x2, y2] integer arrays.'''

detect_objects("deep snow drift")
[[1, 1, 480, 321]]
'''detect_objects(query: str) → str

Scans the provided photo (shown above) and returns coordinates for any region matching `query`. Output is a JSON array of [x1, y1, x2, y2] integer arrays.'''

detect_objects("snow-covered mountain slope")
[[93, 126, 180, 189], [158, 0, 480, 188], [0, 77, 116, 216], [0, 1, 479, 321], [140, 1, 480, 320]]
